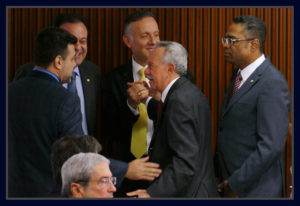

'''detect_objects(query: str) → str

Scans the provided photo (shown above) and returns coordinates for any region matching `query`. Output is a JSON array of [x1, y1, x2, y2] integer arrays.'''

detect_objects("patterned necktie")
[[131, 68, 148, 158], [231, 71, 242, 98], [68, 71, 77, 95]]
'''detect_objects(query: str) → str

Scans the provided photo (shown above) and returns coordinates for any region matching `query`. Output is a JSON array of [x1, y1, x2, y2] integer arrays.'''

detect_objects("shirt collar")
[[73, 66, 79, 76], [239, 54, 265, 82], [132, 57, 147, 75], [32, 68, 60, 82], [161, 77, 180, 103]]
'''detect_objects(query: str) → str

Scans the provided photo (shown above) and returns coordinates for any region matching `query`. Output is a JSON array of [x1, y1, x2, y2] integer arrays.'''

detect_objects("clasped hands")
[[127, 81, 161, 109]]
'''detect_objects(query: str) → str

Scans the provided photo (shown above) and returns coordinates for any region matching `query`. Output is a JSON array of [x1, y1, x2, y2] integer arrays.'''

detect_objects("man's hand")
[[218, 179, 238, 197], [149, 87, 161, 101], [127, 82, 149, 108], [126, 156, 162, 181], [127, 189, 151, 198]]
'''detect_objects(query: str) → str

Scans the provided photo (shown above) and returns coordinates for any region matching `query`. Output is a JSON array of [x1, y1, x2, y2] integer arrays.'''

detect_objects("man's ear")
[[53, 55, 64, 70], [168, 63, 175, 73], [70, 182, 85, 198], [250, 38, 260, 52], [123, 34, 132, 49]]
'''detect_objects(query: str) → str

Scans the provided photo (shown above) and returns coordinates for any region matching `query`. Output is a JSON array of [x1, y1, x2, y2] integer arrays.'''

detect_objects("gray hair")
[[156, 41, 188, 75], [61, 152, 110, 197]]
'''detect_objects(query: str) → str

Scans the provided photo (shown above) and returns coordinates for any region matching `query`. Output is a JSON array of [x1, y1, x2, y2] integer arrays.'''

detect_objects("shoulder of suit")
[[80, 60, 101, 72], [105, 61, 132, 77]]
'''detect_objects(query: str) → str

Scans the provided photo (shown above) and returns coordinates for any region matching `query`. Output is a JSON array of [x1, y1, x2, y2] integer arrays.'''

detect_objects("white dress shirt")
[[238, 54, 265, 89]]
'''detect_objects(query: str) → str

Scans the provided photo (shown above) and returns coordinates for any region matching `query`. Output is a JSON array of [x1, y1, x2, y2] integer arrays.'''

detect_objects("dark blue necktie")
[[68, 72, 77, 94]]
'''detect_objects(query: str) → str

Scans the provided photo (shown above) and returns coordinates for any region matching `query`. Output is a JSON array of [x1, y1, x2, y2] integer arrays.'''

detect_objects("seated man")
[[51, 135, 161, 196], [61, 152, 116, 198]]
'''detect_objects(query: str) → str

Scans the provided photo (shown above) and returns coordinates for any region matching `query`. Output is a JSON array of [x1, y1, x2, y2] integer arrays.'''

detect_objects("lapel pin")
[[86, 78, 91, 83], [250, 80, 254, 83]]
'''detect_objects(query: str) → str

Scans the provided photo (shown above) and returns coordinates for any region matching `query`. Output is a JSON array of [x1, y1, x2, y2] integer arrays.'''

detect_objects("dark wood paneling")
[[7, 7, 293, 197]]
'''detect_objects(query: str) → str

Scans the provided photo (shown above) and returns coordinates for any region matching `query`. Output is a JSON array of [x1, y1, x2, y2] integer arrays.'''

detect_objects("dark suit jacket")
[[13, 60, 101, 137], [145, 77, 218, 197], [215, 58, 291, 197], [101, 59, 196, 162], [8, 70, 83, 197]]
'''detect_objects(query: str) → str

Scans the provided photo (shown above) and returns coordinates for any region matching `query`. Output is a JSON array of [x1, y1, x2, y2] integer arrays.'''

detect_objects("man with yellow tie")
[[101, 10, 161, 197]]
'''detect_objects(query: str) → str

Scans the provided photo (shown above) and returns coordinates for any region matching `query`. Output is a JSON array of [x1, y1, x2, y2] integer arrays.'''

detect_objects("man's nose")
[[149, 35, 157, 45], [75, 41, 81, 50]]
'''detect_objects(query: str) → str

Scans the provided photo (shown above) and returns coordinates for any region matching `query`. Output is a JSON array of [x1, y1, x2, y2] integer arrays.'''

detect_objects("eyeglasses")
[[221, 37, 255, 46], [99, 176, 117, 186], [76, 176, 117, 186]]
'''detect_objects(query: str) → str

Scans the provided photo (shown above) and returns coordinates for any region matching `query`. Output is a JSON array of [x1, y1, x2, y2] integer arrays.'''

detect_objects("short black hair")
[[53, 13, 89, 30], [124, 10, 156, 34], [34, 27, 77, 68], [50, 135, 102, 185], [233, 15, 267, 52]]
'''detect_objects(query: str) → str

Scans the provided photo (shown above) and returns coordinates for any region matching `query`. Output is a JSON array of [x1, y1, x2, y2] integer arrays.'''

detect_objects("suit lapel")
[[120, 60, 134, 94], [149, 77, 185, 148], [222, 58, 271, 118]]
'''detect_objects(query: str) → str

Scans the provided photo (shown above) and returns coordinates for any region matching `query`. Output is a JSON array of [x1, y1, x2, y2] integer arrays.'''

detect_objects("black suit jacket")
[[146, 77, 218, 197], [8, 70, 83, 197], [13, 60, 101, 137]]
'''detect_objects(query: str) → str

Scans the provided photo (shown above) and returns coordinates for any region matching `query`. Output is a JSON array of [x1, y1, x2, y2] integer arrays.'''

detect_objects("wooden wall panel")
[[7, 7, 293, 197]]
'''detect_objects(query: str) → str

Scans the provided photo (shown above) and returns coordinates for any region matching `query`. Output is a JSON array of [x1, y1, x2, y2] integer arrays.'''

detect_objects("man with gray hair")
[[127, 41, 218, 197], [61, 152, 116, 198]]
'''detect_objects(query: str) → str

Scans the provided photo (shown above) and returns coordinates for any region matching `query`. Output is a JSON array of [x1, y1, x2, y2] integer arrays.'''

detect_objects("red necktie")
[[231, 71, 242, 98]]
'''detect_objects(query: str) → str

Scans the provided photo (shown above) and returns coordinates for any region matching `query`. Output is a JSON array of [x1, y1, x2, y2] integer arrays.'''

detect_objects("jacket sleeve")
[[58, 92, 83, 137]]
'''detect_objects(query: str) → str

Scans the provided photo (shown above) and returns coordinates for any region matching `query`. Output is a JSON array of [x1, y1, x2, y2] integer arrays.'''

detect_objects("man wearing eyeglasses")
[[61, 153, 116, 198], [215, 16, 290, 197]]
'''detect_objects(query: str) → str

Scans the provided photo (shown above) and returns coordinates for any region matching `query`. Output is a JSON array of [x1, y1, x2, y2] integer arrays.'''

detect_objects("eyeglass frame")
[[221, 37, 255, 46], [76, 176, 117, 187]]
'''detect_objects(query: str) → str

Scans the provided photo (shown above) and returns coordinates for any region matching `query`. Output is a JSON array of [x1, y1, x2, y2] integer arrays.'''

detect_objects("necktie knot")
[[139, 68, 146, 82]]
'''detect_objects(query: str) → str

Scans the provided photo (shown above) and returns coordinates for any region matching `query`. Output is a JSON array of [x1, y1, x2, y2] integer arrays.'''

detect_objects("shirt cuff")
[[127, 99, 139, 115]]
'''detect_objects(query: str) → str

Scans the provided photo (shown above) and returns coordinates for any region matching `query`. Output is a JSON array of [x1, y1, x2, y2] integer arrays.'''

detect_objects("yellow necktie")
[[131, 68, 148, 158]]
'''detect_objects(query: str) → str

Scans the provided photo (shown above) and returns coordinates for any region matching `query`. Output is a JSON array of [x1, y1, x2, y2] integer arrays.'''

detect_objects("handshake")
[[127, 81, 161, 109]]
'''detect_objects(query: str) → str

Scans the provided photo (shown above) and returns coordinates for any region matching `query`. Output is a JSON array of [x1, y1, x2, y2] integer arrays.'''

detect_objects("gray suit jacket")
[[216, 58, 291, 197], [147, 77, 218, 197]]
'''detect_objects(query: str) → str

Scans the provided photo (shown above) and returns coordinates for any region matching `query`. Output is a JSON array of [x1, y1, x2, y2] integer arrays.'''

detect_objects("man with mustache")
[[215, 16, 291, 197], [127, 41, 218, 197]]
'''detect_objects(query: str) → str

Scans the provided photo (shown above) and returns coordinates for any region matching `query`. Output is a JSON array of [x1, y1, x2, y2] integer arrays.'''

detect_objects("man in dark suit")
[[215, 16, 291, 197], [127, 41, 218, 197], [8, 27, 82, 197], [13, 13, 101, 137]]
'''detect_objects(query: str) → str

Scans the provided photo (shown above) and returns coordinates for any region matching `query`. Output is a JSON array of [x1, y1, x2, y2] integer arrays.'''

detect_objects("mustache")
[[146, 75, 153, 80]]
